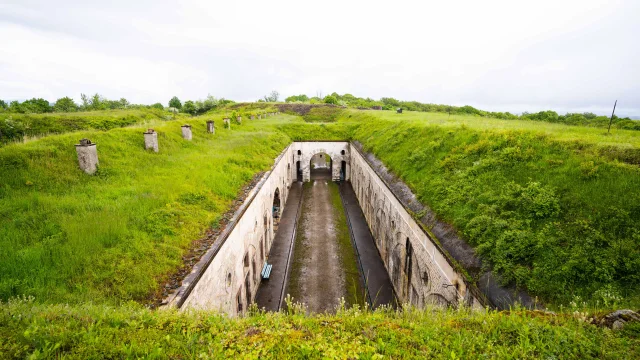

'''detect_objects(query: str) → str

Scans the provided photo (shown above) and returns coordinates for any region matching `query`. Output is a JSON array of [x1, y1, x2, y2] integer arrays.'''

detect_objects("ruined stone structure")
[[207, 121, 215, 134], [168, 141, 482, 315], [75, 138, 99, 175]]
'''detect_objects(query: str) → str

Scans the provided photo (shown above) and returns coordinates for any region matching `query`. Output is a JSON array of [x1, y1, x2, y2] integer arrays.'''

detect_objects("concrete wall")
[[291, 141, 350, 182], [172, 142, 348, 315], [172, 145, 295, 314], [349, 144, 482, 308]]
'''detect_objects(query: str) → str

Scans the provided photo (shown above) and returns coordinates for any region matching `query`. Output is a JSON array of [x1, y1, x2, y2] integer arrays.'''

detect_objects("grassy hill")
[[1, 106, 639, 358]]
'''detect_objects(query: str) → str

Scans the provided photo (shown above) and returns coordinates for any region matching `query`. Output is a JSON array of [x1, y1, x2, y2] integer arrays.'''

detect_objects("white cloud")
[[0, 0, 638, 115]]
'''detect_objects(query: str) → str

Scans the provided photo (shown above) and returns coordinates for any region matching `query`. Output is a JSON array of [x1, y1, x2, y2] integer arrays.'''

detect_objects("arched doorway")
[[310, 153, 332, 180], [272, 188, 281, 230], [340, 160, 347, 181], [296, 161, 302, 182]]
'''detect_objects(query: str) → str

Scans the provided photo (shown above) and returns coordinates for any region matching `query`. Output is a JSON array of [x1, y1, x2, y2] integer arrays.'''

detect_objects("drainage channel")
[[254, 182, 304, 311], [339, 181, 396, 308]]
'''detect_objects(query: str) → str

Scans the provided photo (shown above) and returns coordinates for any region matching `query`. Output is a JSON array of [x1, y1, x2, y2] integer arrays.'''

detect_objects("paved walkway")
[[285, 179, 350, 313], [339, 181, 396, 308], [255, 182, 303, 311]]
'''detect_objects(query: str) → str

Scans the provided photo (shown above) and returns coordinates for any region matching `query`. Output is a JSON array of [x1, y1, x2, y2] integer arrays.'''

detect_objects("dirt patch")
[[146, 172, 265, 308]]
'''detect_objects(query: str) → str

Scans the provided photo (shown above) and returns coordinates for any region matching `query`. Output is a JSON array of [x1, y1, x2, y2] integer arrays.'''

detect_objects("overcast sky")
[[1, 0, 638, 116]]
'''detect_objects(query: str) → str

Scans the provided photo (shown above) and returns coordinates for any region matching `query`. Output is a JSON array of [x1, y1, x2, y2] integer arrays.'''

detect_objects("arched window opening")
[[310, 153, 332, 180]]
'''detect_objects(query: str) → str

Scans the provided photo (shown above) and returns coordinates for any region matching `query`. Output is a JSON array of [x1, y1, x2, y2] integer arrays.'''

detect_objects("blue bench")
[[261, 263, 272, 279]]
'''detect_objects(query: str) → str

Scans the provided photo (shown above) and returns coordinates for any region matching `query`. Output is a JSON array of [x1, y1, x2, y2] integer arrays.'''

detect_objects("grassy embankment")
[[1, 106, 640, 358], [1, 298, 638, 359], [341, 110, 640, 307], [0, 114, 291, 304], [0, 108, 186, 145]]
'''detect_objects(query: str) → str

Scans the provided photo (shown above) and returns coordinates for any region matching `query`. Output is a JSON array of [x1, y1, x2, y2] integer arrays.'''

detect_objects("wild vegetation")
[[283, 92, 639, 130], [0, 103, 639, 358], [0, 108, 182, 145], [0, 116, 290, 303], [1, 298, 638, 359]]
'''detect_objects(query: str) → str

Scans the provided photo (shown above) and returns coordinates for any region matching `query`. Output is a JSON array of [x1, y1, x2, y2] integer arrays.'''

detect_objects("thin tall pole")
[[608, 100, 617, 133]]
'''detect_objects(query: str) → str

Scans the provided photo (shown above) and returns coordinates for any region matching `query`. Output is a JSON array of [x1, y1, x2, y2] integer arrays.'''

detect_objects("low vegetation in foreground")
[[1, 298, 638, 359]]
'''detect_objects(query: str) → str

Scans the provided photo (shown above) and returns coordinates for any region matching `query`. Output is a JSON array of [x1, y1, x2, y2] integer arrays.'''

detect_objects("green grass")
[[0, 115, 291, 304], [1, 299, 638, 359], [0, 109, 187, 145], [341, 111, 640, 306], [361, 110, 640, 149]]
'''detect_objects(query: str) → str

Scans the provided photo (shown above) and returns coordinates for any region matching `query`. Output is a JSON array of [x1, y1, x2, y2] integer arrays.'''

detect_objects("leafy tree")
[[20, 98, 52, 113], [324, 95, 338, 104], [9, 101, 21, 113], [151, 103, 164, 110], [285, 94, 309, 103], [54, 97, 78, 112], [0, 100, 7, 110], [263, 90, 279, 102], [169, 96, 182, 109], [182, 100, 196, 115]]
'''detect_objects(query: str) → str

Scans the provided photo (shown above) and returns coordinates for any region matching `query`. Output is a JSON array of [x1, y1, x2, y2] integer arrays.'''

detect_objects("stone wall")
[[349, 144, 482, 308], [292, 141, 350, 182], [169, 145, 295, 314]]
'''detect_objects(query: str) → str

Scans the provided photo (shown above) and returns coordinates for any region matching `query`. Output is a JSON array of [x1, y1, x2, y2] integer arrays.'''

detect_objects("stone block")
[[181, 125, 192, 140]]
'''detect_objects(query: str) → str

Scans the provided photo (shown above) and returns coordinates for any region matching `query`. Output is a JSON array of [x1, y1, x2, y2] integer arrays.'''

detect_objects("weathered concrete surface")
[[339, 182, 395, 308], [285, 180, 353, 313], [293, 142, 349, 182], [169, 145, 296, 314], [181, 125, 192, 140], [255, 182, 303, 311], [75, 140, 98, 175], [144, 130, 158, 152]]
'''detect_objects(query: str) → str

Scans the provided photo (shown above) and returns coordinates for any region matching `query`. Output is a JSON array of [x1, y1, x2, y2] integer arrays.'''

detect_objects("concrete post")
[[143, 129, 158, 152], [207, 121, 215, 134], [250, 115, 255, 120], [181, 125, 192, 140], [258, 114, 261, 120], [75, 138, 99, 175], [236, 116, 242, 124], [223, 118, 231, 129]]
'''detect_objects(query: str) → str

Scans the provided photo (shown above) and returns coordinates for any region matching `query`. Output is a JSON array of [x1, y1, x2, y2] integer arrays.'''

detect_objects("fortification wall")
[[349, 144, 482, 308], [169, 145, 295, 314]]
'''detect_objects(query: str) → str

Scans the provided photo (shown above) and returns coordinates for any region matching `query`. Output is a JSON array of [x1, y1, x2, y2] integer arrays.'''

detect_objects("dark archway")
[[296, 161, 302, 181], [310, 153, 332, 180], [272, 188, 281, 227], [340, 160, 346, 181]]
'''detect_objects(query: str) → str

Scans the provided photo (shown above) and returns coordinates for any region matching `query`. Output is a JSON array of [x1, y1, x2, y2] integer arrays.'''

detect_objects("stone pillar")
[[250, 115, 255, 120], [75, 138, 99, 175], [181, 125, 192, 140], [236, 116, 242, 124], [223, 118, 231, 129], [207, 121, 215, 134], [143, 129, 158, 152]]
